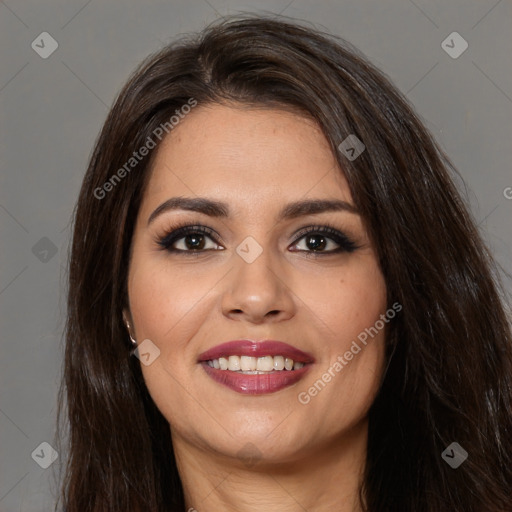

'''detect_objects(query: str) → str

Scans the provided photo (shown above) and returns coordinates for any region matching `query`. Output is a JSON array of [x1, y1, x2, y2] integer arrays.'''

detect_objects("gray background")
[[1, 0, 511, 510]]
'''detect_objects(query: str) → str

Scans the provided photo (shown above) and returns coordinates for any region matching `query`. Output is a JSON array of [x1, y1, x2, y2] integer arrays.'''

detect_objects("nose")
[[221, 247, 296, 324]]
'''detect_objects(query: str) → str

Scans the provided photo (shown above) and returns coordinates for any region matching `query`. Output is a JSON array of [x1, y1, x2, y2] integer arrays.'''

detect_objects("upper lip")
[[198, 340, 315, 364]]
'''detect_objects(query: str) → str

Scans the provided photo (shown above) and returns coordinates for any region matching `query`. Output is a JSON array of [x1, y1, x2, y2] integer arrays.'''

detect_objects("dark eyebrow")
[[147, 196, 358, 226], [147, 197, 229, 225]]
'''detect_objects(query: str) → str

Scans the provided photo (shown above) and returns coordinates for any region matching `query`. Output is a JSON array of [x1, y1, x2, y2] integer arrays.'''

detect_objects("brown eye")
[[158, 225, 223, 253], [290, 225, 358, 255]]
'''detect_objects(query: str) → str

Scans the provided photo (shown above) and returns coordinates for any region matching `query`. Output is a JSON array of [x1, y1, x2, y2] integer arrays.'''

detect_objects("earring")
[[125, 321, 137, 346]]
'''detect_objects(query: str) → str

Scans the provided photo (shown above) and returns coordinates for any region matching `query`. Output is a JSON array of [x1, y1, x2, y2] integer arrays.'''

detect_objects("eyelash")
[[155, 222, 359, 257]]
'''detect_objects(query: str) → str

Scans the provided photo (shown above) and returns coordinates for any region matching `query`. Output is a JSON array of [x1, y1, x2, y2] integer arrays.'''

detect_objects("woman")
[[56, 15, 512, 512]]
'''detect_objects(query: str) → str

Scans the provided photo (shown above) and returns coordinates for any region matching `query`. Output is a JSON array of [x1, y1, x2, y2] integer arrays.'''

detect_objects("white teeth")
[[240, 356, 257, 371], [206, 355, 308, 372], [256, 356, 274, 372], [238, 370, 273, 375], [273, 355, 285, 370], [228, 355, 241, 371]]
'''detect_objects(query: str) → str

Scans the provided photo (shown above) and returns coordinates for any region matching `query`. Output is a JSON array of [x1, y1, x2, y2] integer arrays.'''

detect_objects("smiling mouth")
[[198, 340, 314, 394], [206, 355, 307, 373]]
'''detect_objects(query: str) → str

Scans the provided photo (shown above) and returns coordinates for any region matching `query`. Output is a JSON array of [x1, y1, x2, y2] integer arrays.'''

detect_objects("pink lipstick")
[[198, 340, 314, 395]]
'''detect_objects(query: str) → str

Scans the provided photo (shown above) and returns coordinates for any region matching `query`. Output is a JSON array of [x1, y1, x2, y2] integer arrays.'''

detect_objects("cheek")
[[294, 258, 388, 422], [127, 255, 216, 342], [127, 258, 211, 431], [301, 257, 387, 344]]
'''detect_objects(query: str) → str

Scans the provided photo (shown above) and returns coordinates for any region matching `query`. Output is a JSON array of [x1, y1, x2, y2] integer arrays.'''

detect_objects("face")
[[125, 104, 388, 466]]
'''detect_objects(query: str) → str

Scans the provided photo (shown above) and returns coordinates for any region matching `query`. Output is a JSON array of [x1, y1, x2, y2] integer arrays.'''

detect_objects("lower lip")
[[201, 362, 311, 395]]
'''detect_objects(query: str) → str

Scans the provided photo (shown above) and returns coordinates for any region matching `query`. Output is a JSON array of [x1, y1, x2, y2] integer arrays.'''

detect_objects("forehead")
[[143, 104, 352, 211]]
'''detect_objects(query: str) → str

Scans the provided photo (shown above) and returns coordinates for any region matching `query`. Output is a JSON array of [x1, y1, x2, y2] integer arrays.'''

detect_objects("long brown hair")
[[56, 15, 512, 511]]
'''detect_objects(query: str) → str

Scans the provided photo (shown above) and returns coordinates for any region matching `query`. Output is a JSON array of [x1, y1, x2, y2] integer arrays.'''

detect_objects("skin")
[[124, 104, 388, 512]]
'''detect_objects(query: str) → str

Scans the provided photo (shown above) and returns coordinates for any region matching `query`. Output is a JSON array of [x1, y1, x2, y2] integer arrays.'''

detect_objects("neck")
[[172, 419, 368, 512]]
